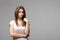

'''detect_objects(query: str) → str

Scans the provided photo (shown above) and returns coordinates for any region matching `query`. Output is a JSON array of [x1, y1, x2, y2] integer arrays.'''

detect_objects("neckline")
[[13, 20, 26, 28], [18, 25, 25, 27]]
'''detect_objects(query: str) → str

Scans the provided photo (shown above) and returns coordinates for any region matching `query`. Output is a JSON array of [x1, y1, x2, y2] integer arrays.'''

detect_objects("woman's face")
[[18, 9, 24, 18]]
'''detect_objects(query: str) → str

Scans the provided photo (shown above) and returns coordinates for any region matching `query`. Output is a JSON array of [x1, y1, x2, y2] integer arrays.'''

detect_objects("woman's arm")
[[9, 24, 27, 38], [24, 20, 30, 37]]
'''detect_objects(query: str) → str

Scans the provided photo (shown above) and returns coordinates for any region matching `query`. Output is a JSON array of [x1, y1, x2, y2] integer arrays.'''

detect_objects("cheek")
[[18, 13, 21, 16]]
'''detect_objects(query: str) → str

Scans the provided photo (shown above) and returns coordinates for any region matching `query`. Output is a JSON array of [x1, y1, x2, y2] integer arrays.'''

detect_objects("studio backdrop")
[[0, 0, 60, 40]]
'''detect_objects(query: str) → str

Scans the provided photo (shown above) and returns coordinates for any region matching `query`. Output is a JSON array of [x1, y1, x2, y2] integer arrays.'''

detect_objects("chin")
[[19, 16, 22, 18]]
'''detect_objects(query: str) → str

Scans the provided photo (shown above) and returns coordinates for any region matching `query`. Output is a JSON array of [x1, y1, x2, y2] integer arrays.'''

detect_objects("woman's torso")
[[10, 20, 28, 40]]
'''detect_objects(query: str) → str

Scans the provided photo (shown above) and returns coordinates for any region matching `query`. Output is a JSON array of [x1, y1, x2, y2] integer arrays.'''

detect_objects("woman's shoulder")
[[9, 19, 15, 25]]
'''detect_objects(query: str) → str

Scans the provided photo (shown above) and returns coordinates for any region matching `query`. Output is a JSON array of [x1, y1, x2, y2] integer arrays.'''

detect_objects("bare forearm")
[[11, 33, 27, 38], [24, 18, 30, 36], [25, 22, 30, 36]]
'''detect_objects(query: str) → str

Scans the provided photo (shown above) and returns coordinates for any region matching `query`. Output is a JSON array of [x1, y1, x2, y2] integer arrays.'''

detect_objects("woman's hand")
[[24, 18, 29, 23]]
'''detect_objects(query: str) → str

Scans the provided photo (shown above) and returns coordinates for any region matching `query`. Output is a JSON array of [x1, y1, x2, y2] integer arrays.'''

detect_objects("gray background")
[[0, 0, 60, 40]]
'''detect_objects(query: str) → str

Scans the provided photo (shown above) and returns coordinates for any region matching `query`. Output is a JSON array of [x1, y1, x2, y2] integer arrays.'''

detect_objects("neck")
[[17, 18, 22, 21]]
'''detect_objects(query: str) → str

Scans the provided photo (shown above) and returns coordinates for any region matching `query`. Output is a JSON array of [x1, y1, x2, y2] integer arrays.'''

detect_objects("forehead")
[[19, 9, 23, 11]]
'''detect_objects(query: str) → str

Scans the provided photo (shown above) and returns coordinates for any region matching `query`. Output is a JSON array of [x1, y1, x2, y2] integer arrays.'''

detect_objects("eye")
[[18, 11, 21, 13], [19, 11, 24, 13]]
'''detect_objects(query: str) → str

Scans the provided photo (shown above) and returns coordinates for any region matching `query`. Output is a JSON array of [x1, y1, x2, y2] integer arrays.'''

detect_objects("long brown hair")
[[14, 6, 26, 26]]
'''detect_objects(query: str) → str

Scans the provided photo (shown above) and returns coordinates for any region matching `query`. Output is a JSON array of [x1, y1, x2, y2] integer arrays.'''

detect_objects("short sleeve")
[[9, 20, 14, 25]]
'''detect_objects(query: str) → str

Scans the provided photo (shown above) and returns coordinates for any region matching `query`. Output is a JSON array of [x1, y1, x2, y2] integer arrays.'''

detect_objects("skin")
[[9, 9, 30, 38]]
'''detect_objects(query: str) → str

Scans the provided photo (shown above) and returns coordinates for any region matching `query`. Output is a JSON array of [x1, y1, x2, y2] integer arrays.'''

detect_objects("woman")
[[9, 6, 30, 40]]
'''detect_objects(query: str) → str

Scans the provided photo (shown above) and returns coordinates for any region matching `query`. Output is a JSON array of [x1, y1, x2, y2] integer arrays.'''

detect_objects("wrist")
[[23, 34, 27, 37], [26, 21, 29, 23]]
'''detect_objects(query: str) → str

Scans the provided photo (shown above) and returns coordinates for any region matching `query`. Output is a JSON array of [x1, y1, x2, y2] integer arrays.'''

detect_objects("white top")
[[9, 20, 28, 40]]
